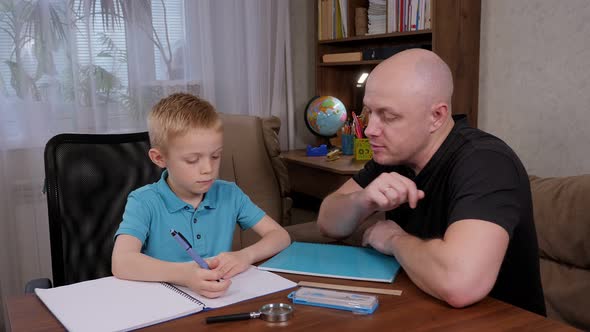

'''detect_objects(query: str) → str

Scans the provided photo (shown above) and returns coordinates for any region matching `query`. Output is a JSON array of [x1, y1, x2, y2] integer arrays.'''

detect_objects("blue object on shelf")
[[341, 134, 354, 155], [306, 144, 328, 156]]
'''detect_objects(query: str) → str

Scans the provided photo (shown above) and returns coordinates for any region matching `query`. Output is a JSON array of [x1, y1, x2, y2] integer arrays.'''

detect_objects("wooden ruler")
[[298, 281, 403, 296]]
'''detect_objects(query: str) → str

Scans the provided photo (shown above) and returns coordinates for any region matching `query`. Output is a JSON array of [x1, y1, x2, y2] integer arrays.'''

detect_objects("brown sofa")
[[529, 175, 590, 330], [217, 113, 292, 249], [284, 175, 590, 330]]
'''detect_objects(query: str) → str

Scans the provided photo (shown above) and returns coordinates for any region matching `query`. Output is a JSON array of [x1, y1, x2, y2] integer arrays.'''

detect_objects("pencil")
[[352, 113, 363, 138]]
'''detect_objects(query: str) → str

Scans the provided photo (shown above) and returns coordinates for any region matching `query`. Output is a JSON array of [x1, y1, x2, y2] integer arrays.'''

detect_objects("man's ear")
[[429, 102, 449, 133], [148, 147, 167, 168]]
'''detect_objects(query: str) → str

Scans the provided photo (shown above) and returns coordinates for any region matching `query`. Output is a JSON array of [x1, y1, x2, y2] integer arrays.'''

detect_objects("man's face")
[[363, 76, 431, 166], [161, 127, 223, 200]]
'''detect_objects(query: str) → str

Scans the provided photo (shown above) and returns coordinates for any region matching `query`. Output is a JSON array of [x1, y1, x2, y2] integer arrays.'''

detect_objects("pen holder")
[[354, 138, 373, 161], [341, 134, 354, 155]]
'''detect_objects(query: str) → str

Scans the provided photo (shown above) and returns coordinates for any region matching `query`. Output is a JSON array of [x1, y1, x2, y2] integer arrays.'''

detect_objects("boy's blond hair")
[[148, 93, 221, 151]]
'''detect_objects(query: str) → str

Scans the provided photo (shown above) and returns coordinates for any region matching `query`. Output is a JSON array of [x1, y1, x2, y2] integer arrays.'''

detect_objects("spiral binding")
[[161, 282, 205, 307]]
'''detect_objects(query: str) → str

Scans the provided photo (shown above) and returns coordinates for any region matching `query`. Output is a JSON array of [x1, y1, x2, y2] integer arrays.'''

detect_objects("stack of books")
[[322, 51, 363, 63]]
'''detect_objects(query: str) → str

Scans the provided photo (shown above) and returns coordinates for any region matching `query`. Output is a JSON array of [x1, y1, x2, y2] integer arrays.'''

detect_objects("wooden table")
[[281, 149, 367, 199], [5, 272, 576, 331]]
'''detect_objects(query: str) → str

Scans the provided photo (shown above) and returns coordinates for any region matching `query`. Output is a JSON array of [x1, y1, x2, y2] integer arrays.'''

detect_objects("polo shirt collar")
[[155, 170, 218, 212]]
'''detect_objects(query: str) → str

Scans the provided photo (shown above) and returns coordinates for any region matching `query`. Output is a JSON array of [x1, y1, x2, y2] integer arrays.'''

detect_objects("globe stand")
[[304, 95, 348, 155], [315, 136, 336, 149]]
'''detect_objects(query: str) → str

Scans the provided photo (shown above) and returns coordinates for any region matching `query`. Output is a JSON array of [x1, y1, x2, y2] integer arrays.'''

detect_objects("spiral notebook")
[[259, 242, 401, 283], [35, 266, 296, 332]]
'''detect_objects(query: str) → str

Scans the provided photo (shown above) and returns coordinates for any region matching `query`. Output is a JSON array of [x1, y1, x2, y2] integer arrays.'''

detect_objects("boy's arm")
[[112, 235, 230, 298], [239, 215, 291, 263], [214, 215, 291, 278]]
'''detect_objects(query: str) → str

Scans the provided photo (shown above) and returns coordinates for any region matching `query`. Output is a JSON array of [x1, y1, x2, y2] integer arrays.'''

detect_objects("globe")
[[304, 96, 347, 137]]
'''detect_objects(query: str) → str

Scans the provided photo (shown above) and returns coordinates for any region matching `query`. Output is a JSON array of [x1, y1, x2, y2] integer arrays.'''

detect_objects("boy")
[[112, 93, 291, 299]]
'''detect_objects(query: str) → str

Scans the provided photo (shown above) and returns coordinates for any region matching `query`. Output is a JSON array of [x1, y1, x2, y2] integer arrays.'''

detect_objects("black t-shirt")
[[353, 115, 546, 316]]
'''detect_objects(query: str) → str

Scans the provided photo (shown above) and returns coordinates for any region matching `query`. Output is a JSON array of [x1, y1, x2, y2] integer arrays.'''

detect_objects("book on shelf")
[[317, 0, 432, 37], [322, 51, 363, 63], [319, 0, 333, 40], [319, 0, 348, 40], [362, 44, 431, 60]]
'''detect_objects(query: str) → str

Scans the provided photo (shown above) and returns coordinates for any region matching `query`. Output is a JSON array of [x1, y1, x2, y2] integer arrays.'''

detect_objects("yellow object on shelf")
[[354, 138, 372, 161], [326, 149, 342, 161]]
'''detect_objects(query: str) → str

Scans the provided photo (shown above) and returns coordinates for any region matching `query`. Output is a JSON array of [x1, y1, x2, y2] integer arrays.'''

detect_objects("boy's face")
[[150, 126, 223, 200]]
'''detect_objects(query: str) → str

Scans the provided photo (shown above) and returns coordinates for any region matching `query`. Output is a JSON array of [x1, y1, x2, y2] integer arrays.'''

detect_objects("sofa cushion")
[[540, 257, 590, 330], [530, 175, 590, 268], [530, 174, 590, 330]]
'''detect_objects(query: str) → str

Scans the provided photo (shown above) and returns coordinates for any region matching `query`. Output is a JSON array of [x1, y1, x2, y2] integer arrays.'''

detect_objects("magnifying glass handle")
[[206, 312, 260, 324]]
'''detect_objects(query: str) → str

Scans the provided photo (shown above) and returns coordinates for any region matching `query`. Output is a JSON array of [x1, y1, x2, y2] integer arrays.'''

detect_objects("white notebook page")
[[35, 266, 296, 332], [176, 266, 298, 308], [36, 277, 201, 332]]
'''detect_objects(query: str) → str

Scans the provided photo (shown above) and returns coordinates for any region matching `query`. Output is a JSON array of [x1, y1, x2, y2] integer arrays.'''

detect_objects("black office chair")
[[25, 132, 162, 292]]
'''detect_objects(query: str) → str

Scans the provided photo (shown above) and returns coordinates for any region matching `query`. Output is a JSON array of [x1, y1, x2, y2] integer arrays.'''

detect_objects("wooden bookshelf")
[[318, 30, 432, 44], [316, 0, 481, 127], [319, 60, 382, 66]]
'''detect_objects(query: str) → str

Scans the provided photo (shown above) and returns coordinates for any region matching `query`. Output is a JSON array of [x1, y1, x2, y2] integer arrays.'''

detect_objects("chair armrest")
[[25, 278, 52, 293]]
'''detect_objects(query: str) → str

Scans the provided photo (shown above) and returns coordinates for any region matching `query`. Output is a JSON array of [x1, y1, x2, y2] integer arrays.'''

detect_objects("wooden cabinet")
[[316, 0, 481, 127]]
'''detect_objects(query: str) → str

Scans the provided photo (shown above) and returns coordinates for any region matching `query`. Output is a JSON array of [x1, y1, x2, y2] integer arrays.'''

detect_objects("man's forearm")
[[388, 234, 492, 308], [317, 191, 373, 239], [388, 234, 448, 300]]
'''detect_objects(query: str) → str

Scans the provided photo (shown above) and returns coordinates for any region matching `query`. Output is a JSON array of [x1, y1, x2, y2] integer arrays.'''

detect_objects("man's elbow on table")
[[317, 208, 350, 240], [437, 274, 495, 309], [317, 219, 350, 240]]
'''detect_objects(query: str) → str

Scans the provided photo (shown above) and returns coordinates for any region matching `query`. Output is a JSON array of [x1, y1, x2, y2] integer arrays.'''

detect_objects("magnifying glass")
[[205, 303, 294, 324]]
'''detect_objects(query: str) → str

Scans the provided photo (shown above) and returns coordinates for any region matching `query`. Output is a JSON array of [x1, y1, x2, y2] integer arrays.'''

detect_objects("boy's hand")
[[183, 259, 231, 298], [212, 251, 251, 279]]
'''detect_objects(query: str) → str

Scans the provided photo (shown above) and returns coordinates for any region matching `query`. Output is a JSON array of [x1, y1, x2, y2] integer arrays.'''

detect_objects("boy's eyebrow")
[[183, 147, 223, 157]]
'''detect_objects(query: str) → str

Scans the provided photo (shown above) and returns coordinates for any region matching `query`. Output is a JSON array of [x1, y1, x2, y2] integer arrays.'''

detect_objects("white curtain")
[[0, 1, 292, 330]]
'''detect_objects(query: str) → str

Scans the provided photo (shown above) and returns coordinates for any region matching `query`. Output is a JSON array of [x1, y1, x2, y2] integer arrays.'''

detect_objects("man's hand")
[[183, 259, 231, 298], [212, 251, 252, 279], [362, 220, 407, 256], [360, 172, 425, 212]]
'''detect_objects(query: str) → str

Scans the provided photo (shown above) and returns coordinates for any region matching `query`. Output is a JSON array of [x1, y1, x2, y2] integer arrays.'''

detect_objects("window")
[[73, 2, 129, 105], [0, 16, 14, 96], [0, 1, 70, 99], [0, 0, 186, 101], [151, 0, 186, 80]]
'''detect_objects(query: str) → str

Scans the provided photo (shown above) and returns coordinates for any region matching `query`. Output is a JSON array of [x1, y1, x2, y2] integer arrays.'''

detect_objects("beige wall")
[[289, 0, 317, 149], [479, 0, 590, 177]]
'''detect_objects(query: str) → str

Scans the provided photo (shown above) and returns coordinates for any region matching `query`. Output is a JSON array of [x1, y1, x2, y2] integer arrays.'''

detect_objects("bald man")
[[317, 49, 546, 316]]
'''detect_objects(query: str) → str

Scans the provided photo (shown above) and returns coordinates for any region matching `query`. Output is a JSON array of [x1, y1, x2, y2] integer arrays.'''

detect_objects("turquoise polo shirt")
[[115, 170, 265, 262]]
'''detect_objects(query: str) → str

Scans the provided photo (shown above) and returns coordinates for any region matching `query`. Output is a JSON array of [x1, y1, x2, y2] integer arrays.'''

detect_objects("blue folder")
[[259, 242, 401, 283]]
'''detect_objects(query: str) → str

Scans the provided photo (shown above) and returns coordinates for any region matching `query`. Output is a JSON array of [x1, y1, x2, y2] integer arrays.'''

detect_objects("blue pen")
[[170, 229, 210, 269]]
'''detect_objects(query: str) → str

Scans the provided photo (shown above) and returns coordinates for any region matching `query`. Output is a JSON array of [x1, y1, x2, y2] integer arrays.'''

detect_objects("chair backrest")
[[218, 113, 292, 248], [44, 132, 162, 287]]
